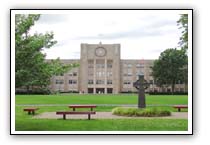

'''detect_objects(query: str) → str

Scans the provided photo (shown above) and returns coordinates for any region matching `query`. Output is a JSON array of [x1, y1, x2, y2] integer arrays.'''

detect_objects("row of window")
[[123, 81, 131, 85], [123, 80, 185, 85], [55, 80, 77, 84], [69, 72, 77, 76], [124, 73, 146, 77], [88, 80, 113, 85], [63, 70, 149, 77], [55, 80, 183, 85], [88, 63, 146, 69], [88, 71, 113, 77], [88, 64, 113, 68], [123, 63, 145, 68], [56, 72, 77, 77], [151, 88, 185, 92], [56, 80, 184, 85], [56, 80, 113, 85], [88, 71, 146, 77]]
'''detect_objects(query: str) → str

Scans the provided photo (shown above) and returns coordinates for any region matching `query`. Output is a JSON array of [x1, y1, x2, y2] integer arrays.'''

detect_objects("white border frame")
[[10, 9, 193, 135]]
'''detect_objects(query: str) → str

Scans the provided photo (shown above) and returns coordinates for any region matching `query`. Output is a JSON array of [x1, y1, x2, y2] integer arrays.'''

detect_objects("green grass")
[[15, 94, 188, 131], [16, 118, 188, 131], [16, 94, 188, 105], [16, 106, 187, 131]]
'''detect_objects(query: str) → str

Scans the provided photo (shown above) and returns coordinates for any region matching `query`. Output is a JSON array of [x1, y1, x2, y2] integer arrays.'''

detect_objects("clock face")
[[95, 47, 106, 57]]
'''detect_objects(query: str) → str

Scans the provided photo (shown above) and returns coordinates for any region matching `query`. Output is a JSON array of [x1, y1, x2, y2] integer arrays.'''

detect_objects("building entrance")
[[107, 88, 113, 93], [88, 88, 94, 93], [96, 88, 105, 94]]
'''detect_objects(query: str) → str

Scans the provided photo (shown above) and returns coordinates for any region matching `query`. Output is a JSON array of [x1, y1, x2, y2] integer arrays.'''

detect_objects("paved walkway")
[[33, 112, 188, 120]]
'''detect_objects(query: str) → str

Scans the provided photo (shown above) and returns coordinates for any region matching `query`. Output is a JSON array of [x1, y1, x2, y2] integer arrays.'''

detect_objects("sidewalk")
[[33, 112, 188, 120]]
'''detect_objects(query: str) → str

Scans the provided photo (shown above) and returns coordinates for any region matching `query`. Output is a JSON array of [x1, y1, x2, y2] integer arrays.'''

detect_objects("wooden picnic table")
[[173, 105, 188, 112], [68, 105, 97, 111], [23, 108, 39, 115], [56, 111, 96, 120]]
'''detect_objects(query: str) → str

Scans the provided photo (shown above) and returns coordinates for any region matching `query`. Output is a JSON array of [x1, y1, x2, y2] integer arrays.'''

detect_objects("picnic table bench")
[[56, 105, 97, 120], [23, 108, 39, 115], [69, 105, 97, 111], [56, 111, 96, 120], [173, 105, 188, 112]]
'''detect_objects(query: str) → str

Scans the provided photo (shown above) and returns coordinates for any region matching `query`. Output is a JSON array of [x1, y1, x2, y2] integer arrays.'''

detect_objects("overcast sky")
[[29, 10, 183, 59]]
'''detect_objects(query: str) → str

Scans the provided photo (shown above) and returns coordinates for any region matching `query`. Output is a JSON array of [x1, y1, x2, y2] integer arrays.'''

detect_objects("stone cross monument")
[[133, 74, 150, 108]]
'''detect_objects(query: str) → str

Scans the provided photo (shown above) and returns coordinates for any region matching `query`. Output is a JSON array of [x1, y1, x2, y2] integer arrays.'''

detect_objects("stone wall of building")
[[48, 43, 187, 94]]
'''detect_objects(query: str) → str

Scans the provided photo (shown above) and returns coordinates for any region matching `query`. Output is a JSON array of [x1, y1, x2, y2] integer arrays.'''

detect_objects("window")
[[88, 88, 94, 93], [136, 72, 144, 76], [73, 72, 77, 76], [107, 71, 112, 77], [96, 64, 104, 68], [107, 63, 112, 68], [123, 81, 131, 85], [96, 71, 104, 77], [127, 64, 132, 68], [136, 64, 144, 68], [69, 80, 77, 84], [107, 80, 112, 84], [127, 72, 132, 76], [96, 80, 104, 84], [107, 88, 113, 93], [88, 71, 93, 76], [96, 60, 105, 68], [88, 80, 94, 84], [107, 60, 113, 68], [99, 72, 102, 77], [123, 63, 132, 68], [55, 80, 64, 84], [167, 88, 171, 92]]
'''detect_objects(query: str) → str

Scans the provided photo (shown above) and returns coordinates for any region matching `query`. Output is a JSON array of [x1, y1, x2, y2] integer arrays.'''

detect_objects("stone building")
[[49, 42, 187, 94]]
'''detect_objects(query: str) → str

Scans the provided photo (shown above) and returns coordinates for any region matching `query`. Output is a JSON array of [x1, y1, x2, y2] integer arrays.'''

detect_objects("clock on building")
[[95, 47, 106, 57]]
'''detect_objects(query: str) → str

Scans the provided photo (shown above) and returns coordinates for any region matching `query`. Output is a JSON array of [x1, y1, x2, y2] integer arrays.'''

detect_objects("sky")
[[29, 10, 183, 59]]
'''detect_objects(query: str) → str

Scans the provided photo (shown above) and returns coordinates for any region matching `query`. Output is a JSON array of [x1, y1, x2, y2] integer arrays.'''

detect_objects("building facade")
[[49, 43, 187, 94]]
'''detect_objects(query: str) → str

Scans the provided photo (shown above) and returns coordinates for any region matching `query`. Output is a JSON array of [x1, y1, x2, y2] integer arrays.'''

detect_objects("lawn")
[[15, 94, 188, 131], [16, 93, 188, 105], [16, 118, 188, 131], [16, 106, 187, 131]]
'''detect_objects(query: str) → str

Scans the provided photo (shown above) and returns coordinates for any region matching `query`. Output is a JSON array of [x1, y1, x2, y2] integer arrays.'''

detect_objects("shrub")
[[112, 107, 171, 117]]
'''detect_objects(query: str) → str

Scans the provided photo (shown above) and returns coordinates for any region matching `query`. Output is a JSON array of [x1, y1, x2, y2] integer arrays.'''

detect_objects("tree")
[[177, 14, 189, 91], [15, 14, 77, 93], [177, 14, 188, 51], [151, 48, 187, 94]]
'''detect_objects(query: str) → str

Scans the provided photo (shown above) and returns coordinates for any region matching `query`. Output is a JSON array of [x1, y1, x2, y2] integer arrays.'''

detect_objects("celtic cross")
[[133, 74, 150, 108]]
